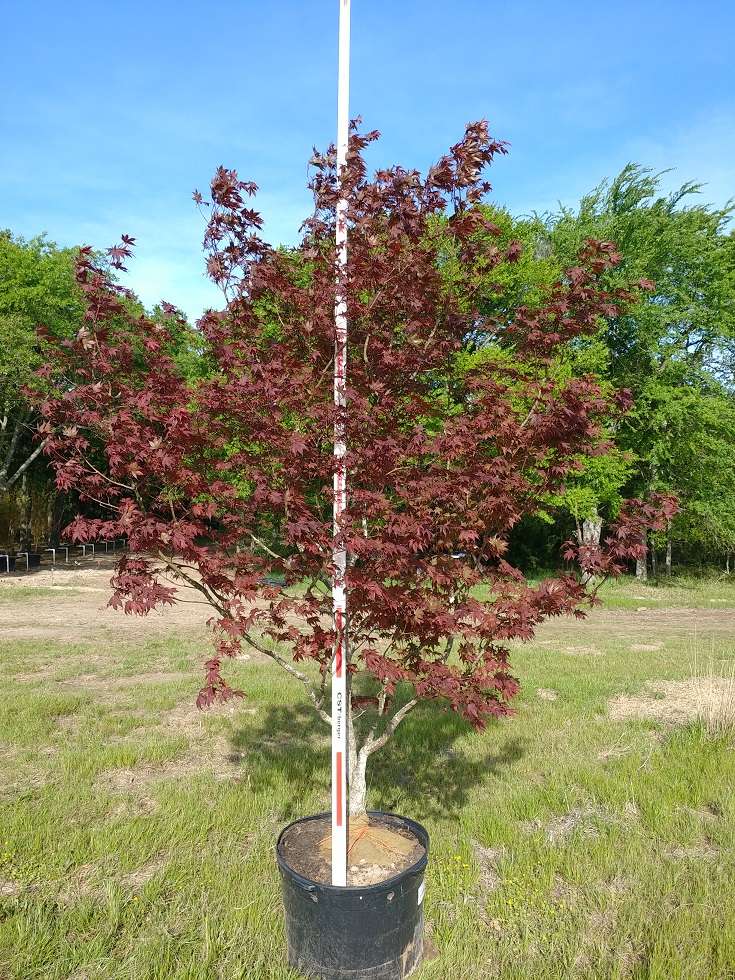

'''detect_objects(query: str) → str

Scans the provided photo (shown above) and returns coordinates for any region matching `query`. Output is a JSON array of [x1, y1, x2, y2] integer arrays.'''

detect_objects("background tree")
[[32, 123, 674, 817], [469, 170, 734, 575], [0, 231, 204, 550], [448, 207, 639, 570], [0, 232, 87, 544], [544, 168, 735, 573]]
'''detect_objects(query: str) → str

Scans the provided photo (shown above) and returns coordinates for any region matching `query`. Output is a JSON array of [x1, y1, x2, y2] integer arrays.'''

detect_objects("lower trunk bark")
[[18, 473, 31, 552], [347, 726, 369, 821], [636, 531, 648, 581], [578, 509, 603, 584]]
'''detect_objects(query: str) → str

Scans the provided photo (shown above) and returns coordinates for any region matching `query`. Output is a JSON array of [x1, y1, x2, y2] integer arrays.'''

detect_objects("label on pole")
[[331, 0, 351, 889]]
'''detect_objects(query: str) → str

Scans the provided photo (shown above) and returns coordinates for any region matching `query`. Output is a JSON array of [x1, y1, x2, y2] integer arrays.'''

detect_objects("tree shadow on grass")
[[227, 696, 526, 823], [229, 702, 331, 822], [366, 708, 526, 821]]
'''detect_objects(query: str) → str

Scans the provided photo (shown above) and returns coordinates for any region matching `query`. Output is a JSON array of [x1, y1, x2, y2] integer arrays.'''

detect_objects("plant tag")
[[417, 880, 425, 906]]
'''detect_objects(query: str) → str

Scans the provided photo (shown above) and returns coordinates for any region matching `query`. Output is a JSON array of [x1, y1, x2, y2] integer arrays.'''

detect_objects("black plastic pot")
[[276, 811, 429, 980]]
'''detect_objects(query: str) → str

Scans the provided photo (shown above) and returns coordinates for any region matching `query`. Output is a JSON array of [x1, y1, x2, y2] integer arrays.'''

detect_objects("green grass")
[[590, 572, 735, 610], [0, 585, 82, 602], [471, 572, 735, 610], [1, 588, 734, 978]]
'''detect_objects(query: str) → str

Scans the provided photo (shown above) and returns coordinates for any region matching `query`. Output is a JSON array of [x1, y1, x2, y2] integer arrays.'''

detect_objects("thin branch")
[[155, 551, 227, 614], [2, 434, 49, 491], [155, 547, 330, 722], [250, 533, 284, 564], [240, 632, 331, 725], [439, 636, 456, 665], [316, 664, 329, 712], [362, 697, 420, 757], [363, 680, 391, 747], [77, 454, 136, 492], [0, 408, 31, 482]]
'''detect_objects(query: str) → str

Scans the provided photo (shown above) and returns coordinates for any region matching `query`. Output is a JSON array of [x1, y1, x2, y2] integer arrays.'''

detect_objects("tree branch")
[[241, 631, 331, 725], [362, 696, 420, 758], [1, 431, 49, 493]]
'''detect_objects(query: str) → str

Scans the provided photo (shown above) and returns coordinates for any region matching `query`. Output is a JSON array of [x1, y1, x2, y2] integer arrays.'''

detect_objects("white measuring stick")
[[331, 0, 351, 888]]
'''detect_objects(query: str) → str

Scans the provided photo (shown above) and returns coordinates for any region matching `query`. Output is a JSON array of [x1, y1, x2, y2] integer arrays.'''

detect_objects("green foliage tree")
[[518, 167, 735, 573], [0, 232, 86, 524], [447, 207, 636, 568], [0, 232, 202, 548]]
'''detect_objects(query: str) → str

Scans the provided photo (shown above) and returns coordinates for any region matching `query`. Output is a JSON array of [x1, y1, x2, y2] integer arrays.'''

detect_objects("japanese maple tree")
[[32, 122, 675, 818]]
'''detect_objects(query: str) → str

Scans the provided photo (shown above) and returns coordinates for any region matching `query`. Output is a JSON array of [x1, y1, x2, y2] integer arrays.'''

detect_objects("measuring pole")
[[331, 0, 351, 888]]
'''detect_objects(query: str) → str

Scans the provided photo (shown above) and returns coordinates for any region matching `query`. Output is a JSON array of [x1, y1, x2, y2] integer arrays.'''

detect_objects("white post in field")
[[331, 0, 351, 888]]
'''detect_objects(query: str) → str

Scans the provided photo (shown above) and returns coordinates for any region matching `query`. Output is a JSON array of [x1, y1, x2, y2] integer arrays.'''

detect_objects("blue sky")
[[2, 0, 733, 323]]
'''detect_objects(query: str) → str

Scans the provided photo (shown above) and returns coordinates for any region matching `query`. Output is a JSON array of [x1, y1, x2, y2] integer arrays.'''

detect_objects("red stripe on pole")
[[336, 752, 344, 825]]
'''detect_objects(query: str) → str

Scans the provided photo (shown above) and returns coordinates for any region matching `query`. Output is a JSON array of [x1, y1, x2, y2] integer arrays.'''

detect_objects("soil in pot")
[[278, 813, 426, 887]]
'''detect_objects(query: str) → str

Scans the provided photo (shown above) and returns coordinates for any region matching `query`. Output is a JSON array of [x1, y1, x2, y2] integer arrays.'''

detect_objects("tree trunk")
[[347, 728, 369, 821], [665, 522, 672, 578], [18, 472, 31, 552], [636, 531, 648, 582], [651, 540, 658, 580], [6, 493, 17, 555], [346, 693, 419, 822], [49, 490, 66, 548], [581, 515, 602, 547], [578, 508, 602, 584], [0, 407, 48, 517]]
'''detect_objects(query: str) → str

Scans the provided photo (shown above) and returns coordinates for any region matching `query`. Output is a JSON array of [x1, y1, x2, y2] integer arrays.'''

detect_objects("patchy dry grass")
[[0, 572, 734, 978], [692, 654, 735, 738], [608, 676, 735, 726]]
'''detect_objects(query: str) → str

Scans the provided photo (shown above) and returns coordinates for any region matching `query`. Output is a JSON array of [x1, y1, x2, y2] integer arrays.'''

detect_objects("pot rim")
[[276, 809, 429, 893]]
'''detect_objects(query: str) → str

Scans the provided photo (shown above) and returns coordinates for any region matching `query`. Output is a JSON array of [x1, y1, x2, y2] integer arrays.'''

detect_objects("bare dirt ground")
[[3, 557, 734, 643], [0, 556, 215, 643]]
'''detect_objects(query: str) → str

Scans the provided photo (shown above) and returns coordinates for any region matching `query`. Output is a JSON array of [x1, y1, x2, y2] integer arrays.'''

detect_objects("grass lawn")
[[0, 575, 734, 979]]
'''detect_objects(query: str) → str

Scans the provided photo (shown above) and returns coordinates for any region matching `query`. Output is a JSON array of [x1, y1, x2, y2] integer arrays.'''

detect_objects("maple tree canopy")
[[32, 121, 676, 747]]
